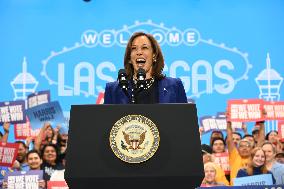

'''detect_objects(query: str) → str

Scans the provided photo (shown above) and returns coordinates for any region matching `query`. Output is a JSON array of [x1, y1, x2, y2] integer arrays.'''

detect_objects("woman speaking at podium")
[[104, 32, 187, 104]]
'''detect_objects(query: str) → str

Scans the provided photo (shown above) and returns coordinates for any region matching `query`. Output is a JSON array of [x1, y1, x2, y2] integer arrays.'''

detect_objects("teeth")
[[136, 58, 146, 63]]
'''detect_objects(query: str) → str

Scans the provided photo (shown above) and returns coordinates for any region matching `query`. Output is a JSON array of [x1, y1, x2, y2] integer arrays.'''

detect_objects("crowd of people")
[[0, 122, 67, 188], [200, 114, 284, 187]]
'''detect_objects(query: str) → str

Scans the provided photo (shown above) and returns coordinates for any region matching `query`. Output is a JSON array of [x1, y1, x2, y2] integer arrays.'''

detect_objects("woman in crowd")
[[35, 123, 60, 151], [41, 144, 64, 181], [211, 137, 226, 154], [266, 130, 283, 153], [201, 162, 226, 187], [236, 147, 276, 184]]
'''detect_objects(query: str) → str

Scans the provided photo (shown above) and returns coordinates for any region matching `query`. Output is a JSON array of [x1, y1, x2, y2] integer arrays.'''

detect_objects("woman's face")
[[27, 153, 42, 170], [43, 146, 57, 163], [130, 35, 154, 79], [253, 149, 265, 167], [212, 139, 225, 153], [45, 126, 53, 138], [204, 166, 216, 183], [268, 131, 278, 143], [262, 144, 275, 162]]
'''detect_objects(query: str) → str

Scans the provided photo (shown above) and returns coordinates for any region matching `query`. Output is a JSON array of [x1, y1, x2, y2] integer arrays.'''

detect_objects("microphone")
[[136, 68, 146, 89], [118, 69, 128, 90]]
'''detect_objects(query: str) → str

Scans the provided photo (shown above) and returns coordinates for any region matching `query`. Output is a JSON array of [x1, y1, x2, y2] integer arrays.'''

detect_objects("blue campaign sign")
[[26, 101, 65, 130], [198, 185, 284, 189], [0, 100, 26, 125], [233, 174, 273, 186], [0, 0, 284, 143]]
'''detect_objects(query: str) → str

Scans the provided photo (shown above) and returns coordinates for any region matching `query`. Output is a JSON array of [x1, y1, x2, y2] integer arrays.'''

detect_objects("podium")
[[65, 104, 204, 188]]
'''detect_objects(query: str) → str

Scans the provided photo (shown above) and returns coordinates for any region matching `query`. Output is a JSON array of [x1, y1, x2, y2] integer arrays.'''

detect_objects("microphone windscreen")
[[118, 69, 126, 76], [137, 68, 146, 76]]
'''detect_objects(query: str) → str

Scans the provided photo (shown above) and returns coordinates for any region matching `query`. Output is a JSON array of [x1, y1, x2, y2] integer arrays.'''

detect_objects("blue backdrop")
[[0, 0, 283, 144]]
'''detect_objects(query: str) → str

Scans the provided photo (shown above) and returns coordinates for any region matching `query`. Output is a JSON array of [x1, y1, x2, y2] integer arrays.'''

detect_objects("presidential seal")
[[109, 115, 160, 163]]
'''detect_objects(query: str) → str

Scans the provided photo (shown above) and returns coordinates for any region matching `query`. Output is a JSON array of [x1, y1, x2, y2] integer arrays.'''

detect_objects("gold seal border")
[[109, 114, 160, 164]]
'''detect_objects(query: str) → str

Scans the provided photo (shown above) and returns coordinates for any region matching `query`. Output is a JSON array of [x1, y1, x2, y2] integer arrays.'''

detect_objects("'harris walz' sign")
[[26, 101, 65, 129], [0, 100, 26, 124]]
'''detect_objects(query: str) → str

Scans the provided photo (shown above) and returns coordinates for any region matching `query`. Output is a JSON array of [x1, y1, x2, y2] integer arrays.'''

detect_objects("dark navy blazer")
[[104, 77, 187, 104]]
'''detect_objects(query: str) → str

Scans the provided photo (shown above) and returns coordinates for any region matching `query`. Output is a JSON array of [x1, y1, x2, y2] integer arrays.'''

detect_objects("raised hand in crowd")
[[25, 136, 33, 148], [34, 122, 57, 151], [11, 159, 21, 170], [241, 122, 248, 135], [1, 122, 10, 143]]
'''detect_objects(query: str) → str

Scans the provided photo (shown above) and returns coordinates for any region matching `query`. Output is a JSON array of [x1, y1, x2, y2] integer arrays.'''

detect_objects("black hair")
[[26, 150, 41, 159], [211, 137, 226, 147], [265, 130, 278, 140]]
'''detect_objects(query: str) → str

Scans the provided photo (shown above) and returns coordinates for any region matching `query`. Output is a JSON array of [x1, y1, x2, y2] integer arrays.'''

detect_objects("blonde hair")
[[204, 162, 217, 172]]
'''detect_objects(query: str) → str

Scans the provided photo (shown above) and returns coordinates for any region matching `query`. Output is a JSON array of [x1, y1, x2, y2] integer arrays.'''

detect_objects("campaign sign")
[[14, 117, 40, 140], [5, 170, 43, 189], [26, 101, 65, 130], [216, 112, 243, 131], [264, 101, 284, 120], [200, 116, 218, 132], [200, 113, 243, 133], [278, 121, 284, 140], [0, 143, 19, 167], [47, 181, 69, 189], [214, 152, 230, 175], [233, 174, 273, 186], [0, 100, 26, 125], [228, 99, 264, 122], [27, 90, 50, 109]]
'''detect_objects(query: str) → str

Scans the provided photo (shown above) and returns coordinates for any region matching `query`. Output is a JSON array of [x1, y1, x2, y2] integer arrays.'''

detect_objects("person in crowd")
[[236, 147, 276, 184], [266, 130, 278, 143], [104, 32, 187, 104], [211, 138, 226, 154], [243, 134, 256, 148], [1, 123, 10, 142], [34, 122, 60, 152], [13, 141, 30, 171], [209, 130, 224, 147], [201, 144, 229, 186], [40, 144, 64, 181], [266, 130, 283, 153], [2, 150, 46, 189], [252, 125, 260, 145], [275, 152, 284, 164], [232, 132, 242, 147], [200, 162, 226, 187], [262, 141, 284, 184], [226, 109, 265, 185]]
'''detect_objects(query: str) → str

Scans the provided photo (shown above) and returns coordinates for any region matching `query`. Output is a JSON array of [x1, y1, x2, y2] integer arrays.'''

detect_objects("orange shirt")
[[215, 164, 230, 186], [229, 147, 250, 185]]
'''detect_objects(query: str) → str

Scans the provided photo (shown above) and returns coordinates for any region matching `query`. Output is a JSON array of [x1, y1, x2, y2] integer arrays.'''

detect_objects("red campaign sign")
[[0, 142, 19, 167], [264, 101, 284, 120], [47, 181, 69, 189], [213, 152, 230, 175], [278, 121, 284, 140], [96, 92, 104, 104], [228, 99, 264, 122], [14, 117, 40, 140]]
